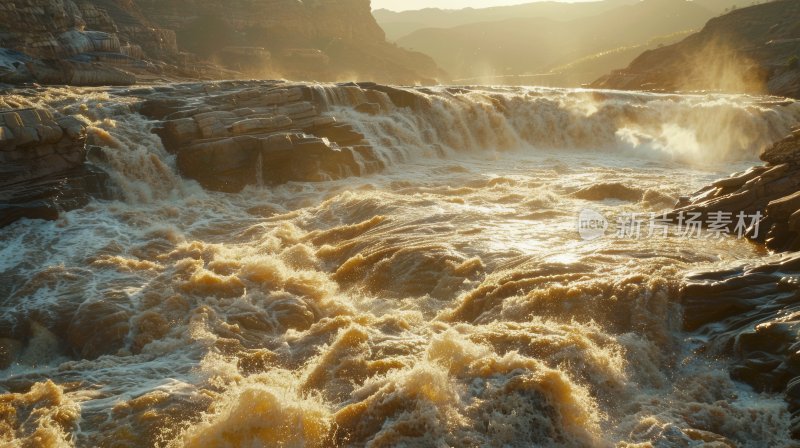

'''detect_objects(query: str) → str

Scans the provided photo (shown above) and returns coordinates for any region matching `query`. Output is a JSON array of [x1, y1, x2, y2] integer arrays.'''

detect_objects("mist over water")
[[2, 84, 799, 447]]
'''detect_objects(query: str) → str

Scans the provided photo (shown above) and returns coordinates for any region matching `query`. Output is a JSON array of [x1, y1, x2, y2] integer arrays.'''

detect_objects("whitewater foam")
[[0, 83, 797, 447]]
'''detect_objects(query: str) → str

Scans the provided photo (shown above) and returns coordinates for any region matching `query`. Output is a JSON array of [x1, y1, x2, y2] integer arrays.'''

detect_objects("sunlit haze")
[[372, 0, 589, 12]]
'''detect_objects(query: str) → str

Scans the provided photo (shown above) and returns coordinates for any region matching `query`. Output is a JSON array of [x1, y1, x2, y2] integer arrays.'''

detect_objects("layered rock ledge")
[[0, 0, 151, 85], [673, 128, 800, 252], [682, 255, 800, 438], [135, 81, 400, 192], [0, 80, 430, 227], [675, 125, 800, 437], [0, 106, 109, 226]]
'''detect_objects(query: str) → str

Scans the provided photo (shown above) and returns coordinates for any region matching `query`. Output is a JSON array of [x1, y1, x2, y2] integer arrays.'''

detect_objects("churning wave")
[[0, 83, 798, 447]]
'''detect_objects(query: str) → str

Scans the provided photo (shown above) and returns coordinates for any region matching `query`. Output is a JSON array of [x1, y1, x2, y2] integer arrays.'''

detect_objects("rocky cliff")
[[0, 0, 442, 86], [593, 0, 800, 98], [134, 0, 441, 83], [0, 0, 171, 85]]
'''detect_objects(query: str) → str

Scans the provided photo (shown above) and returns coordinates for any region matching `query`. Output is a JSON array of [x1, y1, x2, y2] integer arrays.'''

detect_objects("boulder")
[[288, 136, 356, 181], [0, 109, 85, 182], [139, 99, 190, 120], [358, 83, 425, 110], [27, 58, 136, 86], [58, 30, 98, 55], [142, 82, 388, 191], [313, 123, 366, 146], [278, 101, 317, 120], [176, 130, 366, 192], [0, 49, 34, 84], [0, 165, 111, 227], [84, 31, 121, 53], [712, 166, 769, 189], [682, 252, 800, 437], [0, 108, 112, 228], [196, 118, 228, 139], [177, 136, 262, 192], [767, 191, 800, 221], [762, 130, 800, 165], [156, 118, 200, 153], [194, 111, 237, 122], [56, 115, 86, 139], [789, 209, 800, 232], [673, 126, 800, 251]]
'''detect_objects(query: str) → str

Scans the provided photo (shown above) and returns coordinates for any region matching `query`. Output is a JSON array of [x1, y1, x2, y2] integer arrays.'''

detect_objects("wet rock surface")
[[673, 127, 800, 252], [676, 120, 800, 438], [682, 254, 800, 438], [0, 107, 110, 227], [0, 80, 425, 226], [136, 81, 392, 192]]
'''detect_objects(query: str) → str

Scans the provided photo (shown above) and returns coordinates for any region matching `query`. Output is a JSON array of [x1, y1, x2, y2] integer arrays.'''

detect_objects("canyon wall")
[[133, 0, 441, 83], [0, 0, 442, 85]]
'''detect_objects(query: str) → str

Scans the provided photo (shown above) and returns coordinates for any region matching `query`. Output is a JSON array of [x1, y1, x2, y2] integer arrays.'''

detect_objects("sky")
[[372, 0, 588, 12]]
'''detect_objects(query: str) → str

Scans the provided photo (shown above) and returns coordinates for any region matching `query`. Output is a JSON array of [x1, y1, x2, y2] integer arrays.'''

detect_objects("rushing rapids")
[[2, 82, 800, 447]]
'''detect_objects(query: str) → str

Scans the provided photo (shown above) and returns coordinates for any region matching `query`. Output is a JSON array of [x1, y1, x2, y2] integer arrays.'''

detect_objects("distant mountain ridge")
[[387, 0, 739, 84], [375, 0, 744, 42], [592, 0, 800, 98], [374, 0, 637, 41]]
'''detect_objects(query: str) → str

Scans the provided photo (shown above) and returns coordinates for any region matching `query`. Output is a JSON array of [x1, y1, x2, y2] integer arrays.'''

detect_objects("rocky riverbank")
[[0, 104, 109, 227], [0, 80, 434, 226], [674, 124, 800, 437], [0, 0, 163, 85], [674, 127, 800, 252], [682, 254, 800, 438]]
